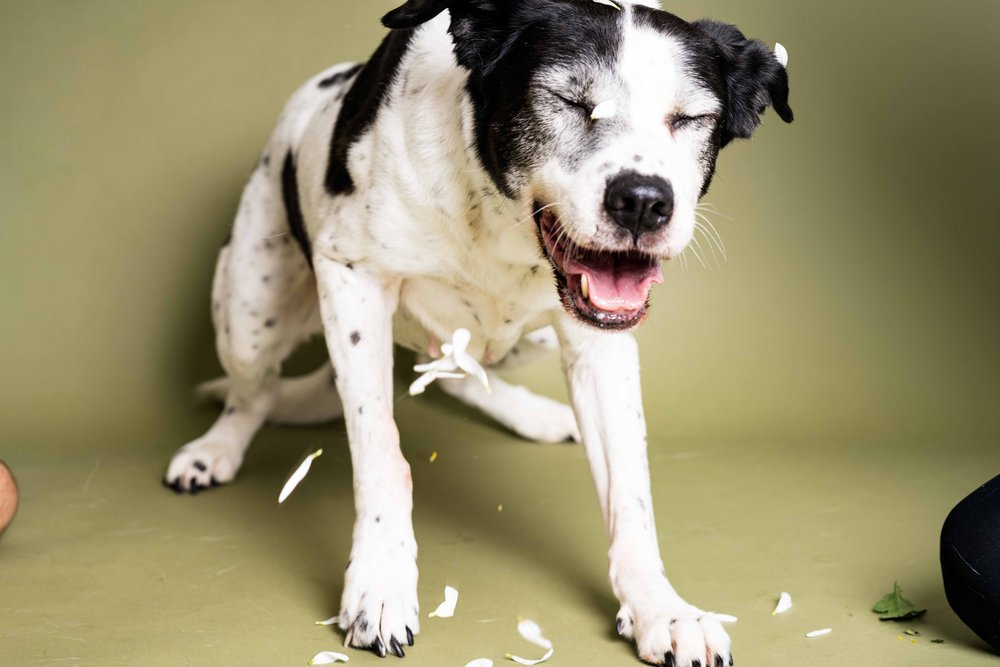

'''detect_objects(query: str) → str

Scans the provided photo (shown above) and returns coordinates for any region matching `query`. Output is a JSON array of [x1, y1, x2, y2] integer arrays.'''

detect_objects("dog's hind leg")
[[165, 161, 321, 493], [197, 361, 343, 426], [433, 364, 580, 443]]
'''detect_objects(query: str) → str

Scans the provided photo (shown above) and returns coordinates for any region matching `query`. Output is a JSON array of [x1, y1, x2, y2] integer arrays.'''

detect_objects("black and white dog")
[[165, 0, 792, 664]]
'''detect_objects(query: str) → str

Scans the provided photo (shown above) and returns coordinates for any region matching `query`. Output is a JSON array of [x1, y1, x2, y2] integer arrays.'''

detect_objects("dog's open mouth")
[[535, 205, 663, 330]]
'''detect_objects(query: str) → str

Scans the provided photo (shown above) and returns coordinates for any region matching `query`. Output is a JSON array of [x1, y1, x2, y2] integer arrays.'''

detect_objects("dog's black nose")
[[604, 172, 674, 239]]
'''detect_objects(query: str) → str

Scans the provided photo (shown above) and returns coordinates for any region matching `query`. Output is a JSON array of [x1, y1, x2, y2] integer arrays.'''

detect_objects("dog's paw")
[[506, 394, 581, 444], [621, 599, 732, 667], [163, 438, 243, 493], [337, 549, 420, 657]]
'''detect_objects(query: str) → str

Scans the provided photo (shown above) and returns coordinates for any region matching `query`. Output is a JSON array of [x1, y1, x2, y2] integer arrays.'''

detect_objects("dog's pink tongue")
[[566, 255, 664, 312]]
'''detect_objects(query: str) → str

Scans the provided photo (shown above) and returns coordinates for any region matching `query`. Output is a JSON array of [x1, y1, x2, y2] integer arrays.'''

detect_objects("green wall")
[[1, 0, 998, 449]]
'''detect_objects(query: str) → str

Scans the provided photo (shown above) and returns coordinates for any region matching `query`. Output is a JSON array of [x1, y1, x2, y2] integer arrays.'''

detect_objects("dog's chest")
[[393, 265, 556, 363]]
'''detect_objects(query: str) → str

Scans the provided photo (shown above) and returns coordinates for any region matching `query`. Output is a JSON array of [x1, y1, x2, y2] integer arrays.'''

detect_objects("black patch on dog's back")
[[317, 63, 364, 90], [325, 29, 415, 196], [281, 151, 313, 268]]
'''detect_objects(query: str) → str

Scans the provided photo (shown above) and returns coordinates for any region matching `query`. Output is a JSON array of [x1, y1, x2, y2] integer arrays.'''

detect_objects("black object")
[[941, 474, 1000, 652]]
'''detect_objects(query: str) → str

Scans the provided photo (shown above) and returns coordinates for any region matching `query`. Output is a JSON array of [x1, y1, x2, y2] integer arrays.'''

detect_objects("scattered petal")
[[309, 651, 349, 664], [593, 0, 621, 10], [904, 629, 921, 637], [279, 449, 323, 504], [498, 504, 503, 512], [505, 648, 554, 665], [774, 42, 789, 67], [429, 451, 438, 463], [465, 660, 493, 667], [590, 99, 618, 120], [806, 628, 832, 638], [410, 329, 490, 395], [517, 618, 553, 649], [315, 616, 338, 626], [705, 612, 738, 623], [772, 592, 793, 615], [429, 585, 459, 618]]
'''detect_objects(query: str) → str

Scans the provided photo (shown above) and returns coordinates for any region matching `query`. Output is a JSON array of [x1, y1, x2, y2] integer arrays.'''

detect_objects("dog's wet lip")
[[533, 203, 663, 329]]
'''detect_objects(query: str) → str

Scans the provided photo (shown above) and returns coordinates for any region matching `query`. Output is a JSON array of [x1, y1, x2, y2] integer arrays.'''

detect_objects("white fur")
[[166, 10, 729, 666]]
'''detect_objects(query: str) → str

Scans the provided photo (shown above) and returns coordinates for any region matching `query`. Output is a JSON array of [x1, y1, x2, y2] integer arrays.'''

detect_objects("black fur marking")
[[454, 1, 625, 198], [281, 151, 313, 268], [221, 229, 232, 247], [193, 461, 208, 472], [264, 318, 277, 328], [325, 31, 415, 195], [317, 63, 363, 89], [350, 331, 361, 345], [375, 514, 381, 523]]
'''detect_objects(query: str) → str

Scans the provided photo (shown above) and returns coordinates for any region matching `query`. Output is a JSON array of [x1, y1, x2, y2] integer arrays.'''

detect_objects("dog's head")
[[384, 0, 793, 330]]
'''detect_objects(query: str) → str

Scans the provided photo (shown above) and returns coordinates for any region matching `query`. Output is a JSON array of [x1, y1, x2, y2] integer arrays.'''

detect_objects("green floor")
[[1, 387, 996, 666]]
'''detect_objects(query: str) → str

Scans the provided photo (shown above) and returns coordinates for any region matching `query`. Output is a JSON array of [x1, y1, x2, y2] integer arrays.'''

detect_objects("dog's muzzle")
[[535, 205, 664, 331]]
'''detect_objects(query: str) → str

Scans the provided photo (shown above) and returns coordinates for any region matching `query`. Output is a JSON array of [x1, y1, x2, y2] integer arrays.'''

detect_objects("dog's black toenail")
[[389, 637, 404, 657], [728, 655, 734, 666], [193, 461, 207, 472], [665, 652, 676, 667], [714, 656, 724, 667], [405, 626, 414, 646], [692, 660, 702, 667], [616, 617, 625, 635], [210, 476, 220, 487], [373, 636, 386, 658]]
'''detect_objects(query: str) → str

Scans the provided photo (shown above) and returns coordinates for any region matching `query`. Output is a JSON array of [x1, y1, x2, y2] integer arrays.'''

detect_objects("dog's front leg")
[[556, 318, 732, 667], [315, 255, 417, 658]]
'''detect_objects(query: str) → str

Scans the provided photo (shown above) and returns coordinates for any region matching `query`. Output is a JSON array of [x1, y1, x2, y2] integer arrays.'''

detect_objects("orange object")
[[0, 461, 18, 535]]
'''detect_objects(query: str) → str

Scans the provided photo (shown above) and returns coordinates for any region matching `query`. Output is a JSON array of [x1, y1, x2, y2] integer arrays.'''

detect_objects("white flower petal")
[[455, 352, 491, 393], [806, 628, 832, 638], [308, 651, 350, 664], [590, 99, 618, 120], [278, 449, 323, 504], [593, 0, 621, 10], [505, 648, 554, 665], [772, 592, 793, 615], [465, 660, 493, 667], [775, 42, 789, 67], [516, 618, 553, 650], [705, 613, 738, 624], [452, 328, 472, 355], [429, 585, 459, 618], [314, 616, 338, 626]]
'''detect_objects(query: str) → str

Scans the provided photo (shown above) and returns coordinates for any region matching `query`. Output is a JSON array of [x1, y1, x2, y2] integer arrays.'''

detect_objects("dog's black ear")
[[383, 0, 513, 72], [694, 20, 793, 146], [382, 0, 452, 29]]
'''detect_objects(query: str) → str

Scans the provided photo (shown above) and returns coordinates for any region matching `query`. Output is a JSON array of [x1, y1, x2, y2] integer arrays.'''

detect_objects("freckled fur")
[[165, 2, 791, 665]]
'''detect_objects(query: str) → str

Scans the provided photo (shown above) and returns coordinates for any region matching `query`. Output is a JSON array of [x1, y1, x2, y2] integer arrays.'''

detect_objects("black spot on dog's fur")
[[317, 63, 364, 89], [281, 151, 313, 268], [350, 331, 361, 345], [264, 318, 277, 328], [325, 31, 415, 195]]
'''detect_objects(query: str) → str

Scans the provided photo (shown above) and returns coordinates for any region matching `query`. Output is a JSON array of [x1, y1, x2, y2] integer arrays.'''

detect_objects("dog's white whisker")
[[694, 221, 724, 269], [686, 235, 709, 269]]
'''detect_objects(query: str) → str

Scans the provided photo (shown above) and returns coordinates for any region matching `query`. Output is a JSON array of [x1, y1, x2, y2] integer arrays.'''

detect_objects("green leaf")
[[872, 582, 927, 621]]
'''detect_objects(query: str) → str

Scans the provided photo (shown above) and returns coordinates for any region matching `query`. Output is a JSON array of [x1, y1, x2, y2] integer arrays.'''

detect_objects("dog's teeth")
[[581, 274, 590, 300]]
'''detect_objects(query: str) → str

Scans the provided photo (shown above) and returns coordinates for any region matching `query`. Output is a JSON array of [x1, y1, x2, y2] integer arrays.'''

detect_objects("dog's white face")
[[385, 0, 792, 329]]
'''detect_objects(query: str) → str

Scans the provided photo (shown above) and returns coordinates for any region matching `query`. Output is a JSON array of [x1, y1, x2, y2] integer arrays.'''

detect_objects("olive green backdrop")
[[1, 1, 998, 666]]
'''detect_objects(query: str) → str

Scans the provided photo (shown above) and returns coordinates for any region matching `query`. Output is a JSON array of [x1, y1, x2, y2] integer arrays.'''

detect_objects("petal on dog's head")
[[775, 42, 789, 67]]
